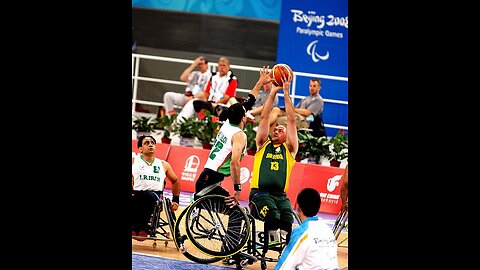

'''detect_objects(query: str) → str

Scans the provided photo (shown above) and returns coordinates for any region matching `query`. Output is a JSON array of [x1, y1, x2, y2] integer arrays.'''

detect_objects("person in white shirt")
[[162, 56, 212, 115], [193, 66, 271, 205], [274, 188, 339, 270], [176, 56, 238, 122], [132, 135, 180, 239]]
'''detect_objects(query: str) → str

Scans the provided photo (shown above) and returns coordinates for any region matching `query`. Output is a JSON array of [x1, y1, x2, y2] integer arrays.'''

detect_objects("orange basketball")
[[270, 63, 294, 87]]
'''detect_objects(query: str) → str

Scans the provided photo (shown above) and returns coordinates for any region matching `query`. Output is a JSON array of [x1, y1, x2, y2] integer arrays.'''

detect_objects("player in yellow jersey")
[[250, 72, 298, 246]]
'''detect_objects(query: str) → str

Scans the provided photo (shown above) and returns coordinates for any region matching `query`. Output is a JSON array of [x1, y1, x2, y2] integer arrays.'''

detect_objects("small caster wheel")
[[261, 260, 267, 270], [164, 241, 168, 247], [152, 242, 157, 249], [240, 259, 249, 268]]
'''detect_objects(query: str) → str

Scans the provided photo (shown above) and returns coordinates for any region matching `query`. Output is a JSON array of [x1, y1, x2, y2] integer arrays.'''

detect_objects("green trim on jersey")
[[140, 154, 155, 166], [217, 153, 232, 176]]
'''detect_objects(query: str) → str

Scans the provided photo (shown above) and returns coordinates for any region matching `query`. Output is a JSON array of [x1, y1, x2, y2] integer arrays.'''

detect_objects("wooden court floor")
[[132, 207, 348, 269]]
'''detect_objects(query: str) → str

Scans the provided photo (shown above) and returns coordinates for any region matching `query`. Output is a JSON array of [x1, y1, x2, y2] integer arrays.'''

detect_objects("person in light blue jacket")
[[275, 188, 339, 270]]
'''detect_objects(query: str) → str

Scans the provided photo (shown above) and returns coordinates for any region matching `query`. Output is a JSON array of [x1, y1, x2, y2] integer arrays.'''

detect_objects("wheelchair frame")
[[173, 194, 302, 270], [332, 209, 348, 247], [132, 192, 177, 249], [172, 203, 223, 264]]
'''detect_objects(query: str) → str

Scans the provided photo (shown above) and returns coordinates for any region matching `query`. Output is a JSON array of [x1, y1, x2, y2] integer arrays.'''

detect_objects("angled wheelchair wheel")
[[173, 204, 222, 264], [293, 209, 302, 225], [332, 210, 348, 240], [146, 194, 176, 241], [185, 194, 250, 257], [163, 197, 177, 237], [149, 199, 163, 237]]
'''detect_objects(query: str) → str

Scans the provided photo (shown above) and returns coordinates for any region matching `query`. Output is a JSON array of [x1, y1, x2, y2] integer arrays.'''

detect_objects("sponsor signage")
[[132, 141, 345, 214]]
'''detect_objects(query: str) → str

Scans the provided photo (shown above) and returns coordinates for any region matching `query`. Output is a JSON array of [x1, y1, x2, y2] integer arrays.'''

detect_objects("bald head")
[[271, 125, 287, 144]]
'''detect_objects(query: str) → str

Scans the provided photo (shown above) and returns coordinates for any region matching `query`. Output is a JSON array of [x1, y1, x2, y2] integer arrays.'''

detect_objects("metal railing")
[[132, 53, 348, 131]]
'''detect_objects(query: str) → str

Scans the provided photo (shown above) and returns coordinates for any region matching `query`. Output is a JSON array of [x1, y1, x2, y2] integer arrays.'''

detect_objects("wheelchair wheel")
[[173, 204, 222, 264], [163, 197, 177, 237], [185, 194, 250, 257], [332, 210, 348, 240], [293, 209, 302, 225], [149, 200, 163, 237]]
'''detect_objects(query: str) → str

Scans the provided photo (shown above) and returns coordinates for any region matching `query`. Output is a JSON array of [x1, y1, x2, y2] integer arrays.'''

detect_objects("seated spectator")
[[269, 78, 324, 136], [161, 56, 212, 116], [176, 56, 238, 122], [247, 81, 279, 123]]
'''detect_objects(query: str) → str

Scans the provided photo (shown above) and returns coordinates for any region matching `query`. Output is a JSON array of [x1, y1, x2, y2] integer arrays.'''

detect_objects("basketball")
[[270, 63, 294, 87]]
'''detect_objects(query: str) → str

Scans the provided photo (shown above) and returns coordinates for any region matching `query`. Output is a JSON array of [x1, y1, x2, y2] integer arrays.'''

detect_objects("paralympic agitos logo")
[[306, 40, 329, 62]]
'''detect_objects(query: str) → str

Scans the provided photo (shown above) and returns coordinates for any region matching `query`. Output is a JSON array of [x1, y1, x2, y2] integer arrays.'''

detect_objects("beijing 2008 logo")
[[326, 174, 342, 192]]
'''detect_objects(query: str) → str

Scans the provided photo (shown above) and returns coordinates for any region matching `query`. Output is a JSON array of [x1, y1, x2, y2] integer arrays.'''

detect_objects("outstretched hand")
[[283, 76, 292, 92], [258, 65, 272, 85], [272, 72, 293, 94]]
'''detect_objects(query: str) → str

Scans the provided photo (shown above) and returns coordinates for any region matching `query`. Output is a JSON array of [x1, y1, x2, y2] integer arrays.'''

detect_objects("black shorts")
[[194, 168, 229, 200]]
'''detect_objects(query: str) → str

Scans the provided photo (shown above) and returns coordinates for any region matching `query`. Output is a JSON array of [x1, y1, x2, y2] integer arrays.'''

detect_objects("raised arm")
[[282, 77, 298, 157], [251, 66, 271, 98], [180, 57, 202, 82], [256, 85, 281, 149], [241, 66, 271, 111]]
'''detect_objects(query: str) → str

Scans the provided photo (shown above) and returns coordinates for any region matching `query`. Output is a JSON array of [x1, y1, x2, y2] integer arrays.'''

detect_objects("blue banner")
[[277, 0, 348, 76], [276, 0, 348, 136], [132, 0, 282, 21]]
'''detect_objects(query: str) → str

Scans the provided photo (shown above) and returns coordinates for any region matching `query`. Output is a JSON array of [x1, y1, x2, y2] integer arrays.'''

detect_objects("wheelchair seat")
[[309, 113, 326, 137]]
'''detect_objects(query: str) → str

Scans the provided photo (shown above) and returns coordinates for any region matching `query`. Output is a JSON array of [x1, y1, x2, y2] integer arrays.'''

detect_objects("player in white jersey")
[[274, 188, 339, 270], [132, 135, 180, 238], [193, 65, 272, 206], [193, 102, 248, 205]]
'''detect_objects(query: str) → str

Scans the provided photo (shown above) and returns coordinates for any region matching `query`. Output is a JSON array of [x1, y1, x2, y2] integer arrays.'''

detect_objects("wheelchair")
[[131, 191, 177, 249], [332, 208, 348, 247], [173, 194, 301, 270]]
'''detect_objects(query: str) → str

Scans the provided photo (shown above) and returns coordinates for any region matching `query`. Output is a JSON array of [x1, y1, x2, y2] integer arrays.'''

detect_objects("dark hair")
[[224, 103, 245, 125], [310, 78, 321, 86], [200, 56, 209, 64], [297, 188, 321, 217], [137, 135, 156, 148]]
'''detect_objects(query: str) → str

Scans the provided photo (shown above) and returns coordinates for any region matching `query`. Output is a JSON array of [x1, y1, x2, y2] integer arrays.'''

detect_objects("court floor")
[[131, 188, 348, 269]]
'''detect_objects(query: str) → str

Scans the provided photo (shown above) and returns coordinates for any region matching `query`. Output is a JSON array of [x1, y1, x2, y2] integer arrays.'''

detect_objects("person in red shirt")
[[176, 56, 238, 122]]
